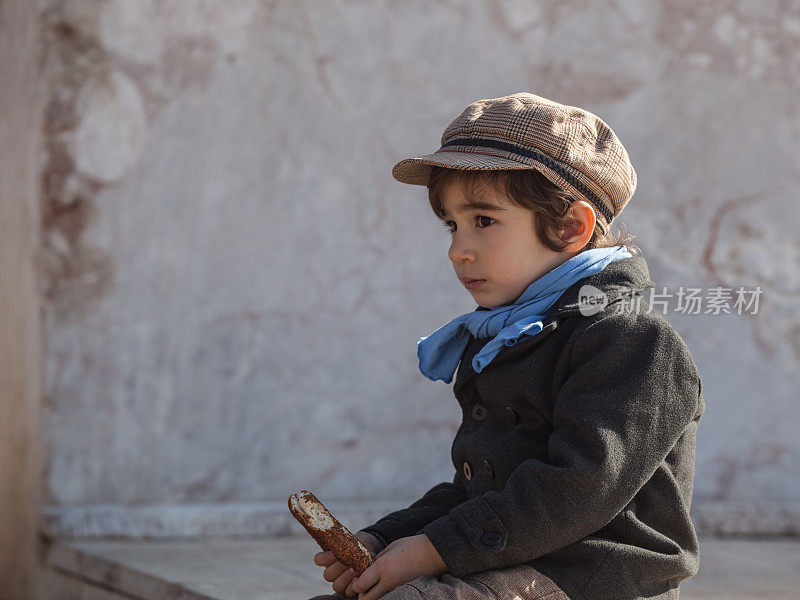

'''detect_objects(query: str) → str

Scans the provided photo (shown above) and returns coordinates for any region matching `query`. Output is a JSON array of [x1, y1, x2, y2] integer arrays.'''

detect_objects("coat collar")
[[549, 254, 655, 318], [452, 254, 655, 395]]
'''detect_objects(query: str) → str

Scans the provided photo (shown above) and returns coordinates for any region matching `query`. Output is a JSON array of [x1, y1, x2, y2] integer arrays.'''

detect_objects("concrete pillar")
[[0, 1, 45, 598]]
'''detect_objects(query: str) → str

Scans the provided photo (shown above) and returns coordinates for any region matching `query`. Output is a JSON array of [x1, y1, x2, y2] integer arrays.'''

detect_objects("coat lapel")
[[453, 317, 560, 396]]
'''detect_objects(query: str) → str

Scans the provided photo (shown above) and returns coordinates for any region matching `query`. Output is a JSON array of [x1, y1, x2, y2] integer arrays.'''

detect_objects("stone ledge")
[[41, 499, 800, 539], [41, 499, 403, 539], [692, 500, 800, 535], [44, 536, 334, 600], [42, 535, 800, 600]]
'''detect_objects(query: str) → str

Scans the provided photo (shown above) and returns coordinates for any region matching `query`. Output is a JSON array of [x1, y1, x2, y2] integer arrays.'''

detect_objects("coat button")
[[480, 531, 502, 546], [483, 459, 495, 478], [506, 406, 520, 424], [463, 461, 473, 481], [471, 403, 487, 421]]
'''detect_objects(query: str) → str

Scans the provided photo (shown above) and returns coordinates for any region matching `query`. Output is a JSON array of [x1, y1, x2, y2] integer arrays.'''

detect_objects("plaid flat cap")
[[392, 92, 637, 235]]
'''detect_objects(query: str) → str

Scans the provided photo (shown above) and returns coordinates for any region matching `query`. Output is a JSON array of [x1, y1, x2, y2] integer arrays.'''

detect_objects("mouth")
[[460, 277, 486, 290]]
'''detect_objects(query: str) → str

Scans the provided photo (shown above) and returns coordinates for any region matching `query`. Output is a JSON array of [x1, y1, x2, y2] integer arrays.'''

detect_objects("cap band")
[[440, 136, 614, 224]]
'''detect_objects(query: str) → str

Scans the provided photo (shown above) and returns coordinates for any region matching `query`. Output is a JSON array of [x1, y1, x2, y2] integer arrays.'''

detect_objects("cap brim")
[[392, 151, 540, 186], [392, 150, 614, 235]]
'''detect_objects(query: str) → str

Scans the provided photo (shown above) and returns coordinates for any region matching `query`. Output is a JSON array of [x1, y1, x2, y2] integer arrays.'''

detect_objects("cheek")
[[509, 246, 549, 281]]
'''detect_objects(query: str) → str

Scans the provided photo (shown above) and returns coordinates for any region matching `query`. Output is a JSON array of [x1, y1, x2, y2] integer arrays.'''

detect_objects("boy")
[[311, 93, 704, 600]]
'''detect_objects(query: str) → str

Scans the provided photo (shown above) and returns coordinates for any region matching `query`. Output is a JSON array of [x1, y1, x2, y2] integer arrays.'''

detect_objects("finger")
[[314, 551, 337, 566], [323, 561, 348, 583], [344, 580, 357, 597], [351, 566, 378, 595], [332, 568, 355, 594]]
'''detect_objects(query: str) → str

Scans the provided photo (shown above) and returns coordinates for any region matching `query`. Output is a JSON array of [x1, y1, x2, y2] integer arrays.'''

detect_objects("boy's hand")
[[351, 534, 448, 600], [314, 531, 386, 597]]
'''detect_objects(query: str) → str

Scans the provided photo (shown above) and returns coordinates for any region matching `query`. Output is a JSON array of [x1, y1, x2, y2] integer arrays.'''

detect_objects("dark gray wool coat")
[[359, 254, 705, 600]]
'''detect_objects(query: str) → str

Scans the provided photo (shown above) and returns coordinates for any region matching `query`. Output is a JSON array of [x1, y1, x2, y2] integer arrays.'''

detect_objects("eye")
[[476, 215, 495, 228], [443, 215, 494, 233]]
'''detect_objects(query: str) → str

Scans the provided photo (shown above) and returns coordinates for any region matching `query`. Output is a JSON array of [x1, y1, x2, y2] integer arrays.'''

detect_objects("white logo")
[[578, 284, 608, 316]]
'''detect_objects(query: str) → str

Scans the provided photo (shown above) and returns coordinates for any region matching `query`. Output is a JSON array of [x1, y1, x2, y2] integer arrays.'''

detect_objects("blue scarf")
[[417, 245, 632, 383]]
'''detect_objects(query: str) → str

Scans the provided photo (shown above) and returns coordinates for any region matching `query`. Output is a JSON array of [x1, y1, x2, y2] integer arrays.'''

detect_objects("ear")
[[558, 200, 596, 251]]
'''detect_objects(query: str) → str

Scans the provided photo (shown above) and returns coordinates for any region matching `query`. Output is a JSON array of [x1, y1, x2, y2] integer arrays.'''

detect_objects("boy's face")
[[440, 176, 575, 309]]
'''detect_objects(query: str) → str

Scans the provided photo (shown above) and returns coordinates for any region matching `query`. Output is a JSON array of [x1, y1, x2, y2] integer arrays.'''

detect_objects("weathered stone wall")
[[38, 0, 800, 535]]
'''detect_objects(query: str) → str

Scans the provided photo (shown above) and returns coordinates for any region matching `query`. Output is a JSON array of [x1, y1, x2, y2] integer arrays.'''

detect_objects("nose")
[[448, 232, 476, 264]]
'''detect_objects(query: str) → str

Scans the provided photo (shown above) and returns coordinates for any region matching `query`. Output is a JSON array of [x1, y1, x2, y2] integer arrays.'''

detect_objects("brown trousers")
[[308, 563, 570, 600]]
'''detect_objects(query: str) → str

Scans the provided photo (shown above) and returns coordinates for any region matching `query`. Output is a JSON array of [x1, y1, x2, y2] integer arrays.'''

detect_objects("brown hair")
[[427, 166, 640, 255]]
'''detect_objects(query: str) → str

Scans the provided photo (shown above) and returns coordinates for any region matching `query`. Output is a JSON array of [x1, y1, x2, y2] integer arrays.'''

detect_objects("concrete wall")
[[37, 0, 800, 536]]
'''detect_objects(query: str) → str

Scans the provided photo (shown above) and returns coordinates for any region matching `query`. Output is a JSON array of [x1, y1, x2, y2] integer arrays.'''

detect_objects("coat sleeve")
[[358, 472, 468, 547], [419, 311, 701, 578]]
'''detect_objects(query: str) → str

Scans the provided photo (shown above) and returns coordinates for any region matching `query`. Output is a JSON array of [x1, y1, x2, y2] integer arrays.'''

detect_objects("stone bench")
[[41, 535, 800, 600]]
